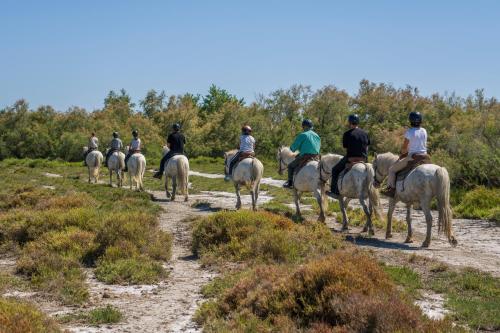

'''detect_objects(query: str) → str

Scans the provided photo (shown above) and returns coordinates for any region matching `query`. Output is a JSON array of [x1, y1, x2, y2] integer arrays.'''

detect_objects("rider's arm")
[[400, 138, 409, 155], [290, 134, 303, 152]]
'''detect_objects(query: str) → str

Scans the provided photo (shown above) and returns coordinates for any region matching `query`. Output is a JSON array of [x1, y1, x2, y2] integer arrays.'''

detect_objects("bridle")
[[278, 154, 287, 174], [373, 162, 384, 185]]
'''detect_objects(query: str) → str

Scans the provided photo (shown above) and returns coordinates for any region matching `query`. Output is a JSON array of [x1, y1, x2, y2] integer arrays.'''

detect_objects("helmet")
[[302, 119, 313, 128], [242, 125, 252, 134], [172, 123, 181, 131], [348, 114, 360, 125], [409, 112, 422, 125], [132, 130, 138, 137], [112, 132, 119, 138]]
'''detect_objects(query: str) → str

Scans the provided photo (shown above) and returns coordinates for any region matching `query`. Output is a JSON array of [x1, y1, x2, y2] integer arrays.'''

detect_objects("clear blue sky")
[[1, 0, 499, 111]]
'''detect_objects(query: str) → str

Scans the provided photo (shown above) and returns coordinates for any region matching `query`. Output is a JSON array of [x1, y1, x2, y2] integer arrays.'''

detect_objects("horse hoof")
[[385, 233, 393, 239], [404, 238, 413, 243], [361, 227, 368, 233], [368, 230, 375, 236], [184, 197, 189, 202], [421, 241, 430, 248], [341, 227, 349, 232]]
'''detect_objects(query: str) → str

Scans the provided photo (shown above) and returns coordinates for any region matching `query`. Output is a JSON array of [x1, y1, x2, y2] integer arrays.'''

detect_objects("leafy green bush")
[[455, 187, 500, 221]]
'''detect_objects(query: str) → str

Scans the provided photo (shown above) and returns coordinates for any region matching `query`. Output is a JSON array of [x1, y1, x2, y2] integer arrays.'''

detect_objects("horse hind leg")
[[421, 201, 433, 248], [294, 190, 301, 217], [235, 183, 242, 209], [404, 204, 413, 243], [314, 188, 325, 223], [339, 196, 349, 231], [359, 197, 374, 236], [171, 176, 177, 201]]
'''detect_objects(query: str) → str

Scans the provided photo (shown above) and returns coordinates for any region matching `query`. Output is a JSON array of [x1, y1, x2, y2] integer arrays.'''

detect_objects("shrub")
[[192, 211, 342, 264], [197, 251, 456, 332], [95, 258, 167, 284], [0, 298, 61, 333], [455, 186, 500, 221]]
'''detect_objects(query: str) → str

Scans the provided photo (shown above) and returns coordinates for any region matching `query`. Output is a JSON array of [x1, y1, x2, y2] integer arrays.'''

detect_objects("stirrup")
[[153, 171, 162, 179], [224, 175, 231, 182], [326, 190, 340, 199], [282, 181, 294, 189]]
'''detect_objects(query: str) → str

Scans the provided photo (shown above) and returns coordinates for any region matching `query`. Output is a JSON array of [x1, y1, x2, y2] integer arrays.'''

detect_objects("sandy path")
[[328, 198, 500, 277]]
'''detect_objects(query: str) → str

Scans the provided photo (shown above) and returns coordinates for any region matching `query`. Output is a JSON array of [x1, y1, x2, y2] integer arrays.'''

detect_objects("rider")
[[224, 125, 255, 182], [382, 111, 427, 197], [83, 132, 99, 166], [153, 123, 186, 179], [124, 130, 141, 172], [327, 114, 370, 198], [105, 132, 123, 168], [283, 119, 321, 189]]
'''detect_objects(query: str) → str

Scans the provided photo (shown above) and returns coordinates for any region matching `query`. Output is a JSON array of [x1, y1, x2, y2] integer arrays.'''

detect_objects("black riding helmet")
[[242, 125, 252, 134], [112, 132, 119, 138], [348, 114, 360, 125], [302, 119, 313, 129], [409, 112, 422, 126], [132, 130, 138, 137], [172, 123, 181, 131]]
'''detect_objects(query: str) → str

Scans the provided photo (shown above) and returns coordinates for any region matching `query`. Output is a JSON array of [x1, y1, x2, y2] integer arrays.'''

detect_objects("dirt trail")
[[61, 190, 269, 333], [330, 198, 500, 277]]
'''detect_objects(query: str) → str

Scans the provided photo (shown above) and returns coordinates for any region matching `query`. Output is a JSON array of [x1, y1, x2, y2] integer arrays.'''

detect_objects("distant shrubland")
[[1, 81, 498, 186]]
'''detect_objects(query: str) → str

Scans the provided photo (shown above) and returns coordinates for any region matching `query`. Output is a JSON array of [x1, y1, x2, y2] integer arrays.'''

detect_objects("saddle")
[[294, 154, 320, 175], [238, 151, 255, 162], [345, 156, 366, 171], [339, 157, 367, 181], [396, 153, 431, 182]]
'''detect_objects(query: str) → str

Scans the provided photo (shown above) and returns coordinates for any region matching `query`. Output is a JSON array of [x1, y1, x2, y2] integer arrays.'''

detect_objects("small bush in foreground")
[[0, 297, 61, 333], [196, 251, 457, 332], [58, 305, 123, 325], [95, 258, 167, 284], [454, 186, 500, 222], [192, 210, 342, 265]]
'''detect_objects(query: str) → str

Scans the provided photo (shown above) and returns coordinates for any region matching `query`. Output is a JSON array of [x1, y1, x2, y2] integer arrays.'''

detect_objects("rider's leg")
[[123, 152, 131, 172], [284, 157, 300, 188], [387, 156, 411, 188], [154, 151, 174, 178], [227, 152, 241, 177], [330, 156, 348, 195]]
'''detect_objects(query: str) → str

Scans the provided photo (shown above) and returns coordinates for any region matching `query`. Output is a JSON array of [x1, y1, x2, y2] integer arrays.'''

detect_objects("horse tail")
[[319, 179, 329, 212], [435, 167, 457, 246], [119, 153, 125, 170], [251, 158, 263, 182], [177, 157, 189, 195], [366, 164, 382, 219]]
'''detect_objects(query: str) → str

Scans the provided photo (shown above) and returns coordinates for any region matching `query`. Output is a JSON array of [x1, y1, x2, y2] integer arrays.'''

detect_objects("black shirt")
[[167, 132, 186, 154], [343, 128, 370, 158]]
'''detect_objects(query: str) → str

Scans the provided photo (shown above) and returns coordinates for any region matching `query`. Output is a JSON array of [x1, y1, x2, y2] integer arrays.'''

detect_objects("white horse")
[[106, 149, 125, 187], [224, 150, 264, 211], [373, 152, 457, 247], [162, 147, 189, 202], [319, 154, 381, 234], [125, 147, 146, 191], [277, 147, 328, 221], [83, 147, 103, 184]]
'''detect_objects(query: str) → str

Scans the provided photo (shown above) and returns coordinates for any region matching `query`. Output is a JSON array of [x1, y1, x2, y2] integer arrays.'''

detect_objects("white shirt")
[[239, 135, 255, 153], [405, 127, 427, 155], [88, 136, 99, 149], [130, 138, 141, 151]]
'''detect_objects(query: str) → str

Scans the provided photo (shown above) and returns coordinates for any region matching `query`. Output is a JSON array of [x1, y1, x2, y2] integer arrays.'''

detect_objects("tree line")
[[1, 81, 498, 187]]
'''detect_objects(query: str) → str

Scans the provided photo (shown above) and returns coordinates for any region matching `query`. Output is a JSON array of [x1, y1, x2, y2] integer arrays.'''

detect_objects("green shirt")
[[290, 129, 321, 156]]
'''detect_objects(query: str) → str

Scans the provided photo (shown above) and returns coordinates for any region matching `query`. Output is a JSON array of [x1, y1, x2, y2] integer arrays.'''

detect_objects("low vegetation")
[[58, 305, 123, 325], [0, 160, 172, 306], [193, 210, 458, 332], [0, 298, 61, 333], [454, 186, 500, 222]]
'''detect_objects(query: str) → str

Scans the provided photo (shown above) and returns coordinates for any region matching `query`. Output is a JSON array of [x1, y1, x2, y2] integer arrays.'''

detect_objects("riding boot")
[[330, 173, 340, 196], [283, 171, 294, 188]]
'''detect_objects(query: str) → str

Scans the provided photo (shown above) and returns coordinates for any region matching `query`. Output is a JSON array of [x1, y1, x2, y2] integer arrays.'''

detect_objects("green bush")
[[192, 211, 342, 264], [95, 258, 167, 284], [455, 187, 500, 221]]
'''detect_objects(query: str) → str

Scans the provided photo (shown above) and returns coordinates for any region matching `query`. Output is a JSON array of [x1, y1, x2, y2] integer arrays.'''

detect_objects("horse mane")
[[279, 146, 297, 158]]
